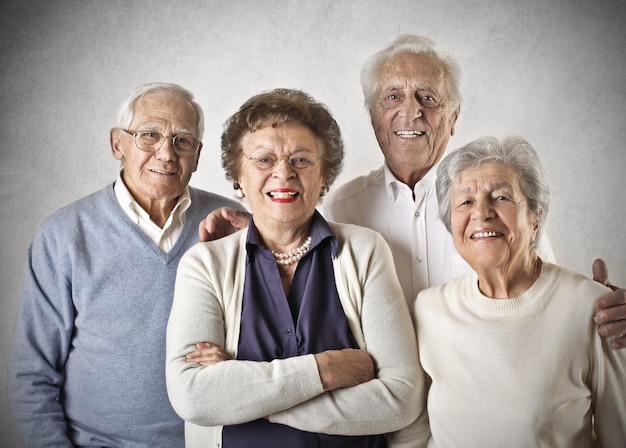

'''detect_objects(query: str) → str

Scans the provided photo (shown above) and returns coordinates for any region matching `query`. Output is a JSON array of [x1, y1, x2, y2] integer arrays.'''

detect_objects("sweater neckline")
[[470, 262, 553, 312]]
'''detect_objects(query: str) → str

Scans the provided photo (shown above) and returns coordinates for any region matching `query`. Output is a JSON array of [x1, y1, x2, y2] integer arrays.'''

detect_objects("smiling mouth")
[[395, 130, 426, 138], [268, 191, 298, 199], [150, 168, 175, 175], [471, 231, 503, 239]]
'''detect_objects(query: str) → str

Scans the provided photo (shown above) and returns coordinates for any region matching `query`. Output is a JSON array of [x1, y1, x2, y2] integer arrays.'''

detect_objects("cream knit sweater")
[[390, 262, 626, 448], [166, 221, 423, 447]]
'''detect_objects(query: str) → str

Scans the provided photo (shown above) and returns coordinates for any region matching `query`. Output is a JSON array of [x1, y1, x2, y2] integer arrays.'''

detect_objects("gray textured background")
[[2, 0, 625, 444]]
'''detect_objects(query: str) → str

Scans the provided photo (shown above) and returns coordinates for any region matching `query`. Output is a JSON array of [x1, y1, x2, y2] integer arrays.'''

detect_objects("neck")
[[141, 198, 178, 228], [476, 255, 541, 299], [255, 218, 313, 254], [388, 163, 432, 190]]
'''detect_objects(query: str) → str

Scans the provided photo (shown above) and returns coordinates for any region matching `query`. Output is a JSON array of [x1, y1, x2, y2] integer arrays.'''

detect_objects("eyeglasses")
[[121, 128, 201, 157], [242, 151, 320, 171]]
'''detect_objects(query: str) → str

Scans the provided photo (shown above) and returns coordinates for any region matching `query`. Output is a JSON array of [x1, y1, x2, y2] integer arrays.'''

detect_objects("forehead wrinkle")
[[454, 178, 514, 194]]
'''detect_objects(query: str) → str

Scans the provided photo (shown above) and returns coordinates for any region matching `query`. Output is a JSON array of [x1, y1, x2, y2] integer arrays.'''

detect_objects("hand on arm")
[[198, 207, 251, 242], [186, 342, 233, 366], [592, 258, 626, 349], [314, 348, 375, 391]]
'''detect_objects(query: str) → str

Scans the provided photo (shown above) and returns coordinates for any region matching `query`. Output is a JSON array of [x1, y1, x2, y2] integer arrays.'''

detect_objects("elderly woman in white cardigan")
[[166, 89, 422, 448], [390, 136, 625, 448]]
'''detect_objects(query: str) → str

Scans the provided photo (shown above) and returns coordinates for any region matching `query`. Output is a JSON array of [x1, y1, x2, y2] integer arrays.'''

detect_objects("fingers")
[[222, 208, 251, 230], [186, 342, 233, 366], [606, 334, 626, 350], [597, 320, 626, 349], [592, 258, 612, 288], [198, 208, 251, 242], [594, 288, 626, 350], [198, 219, 210, 242], [198, 208, 229, 242], [594, 288, 626, 312]]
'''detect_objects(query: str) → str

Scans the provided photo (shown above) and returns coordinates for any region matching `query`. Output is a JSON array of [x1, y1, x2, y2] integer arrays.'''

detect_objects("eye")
[[290, 156, 314, 169], [381, 92, 403, 109], [257, 155, 275, 163], [419, 95, 440, 108], [138, 131, 162, 144]]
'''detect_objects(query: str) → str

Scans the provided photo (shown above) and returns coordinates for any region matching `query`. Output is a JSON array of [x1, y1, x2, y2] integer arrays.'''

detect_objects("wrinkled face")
[[237, 123, 325, 232], [111, 91, 201, 208], [371, 52, 458, 179], [450, 162, 538, 273]]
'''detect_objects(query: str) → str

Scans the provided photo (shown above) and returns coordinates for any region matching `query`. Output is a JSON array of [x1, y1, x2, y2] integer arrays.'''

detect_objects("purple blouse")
[[222, 211, 386, 448]]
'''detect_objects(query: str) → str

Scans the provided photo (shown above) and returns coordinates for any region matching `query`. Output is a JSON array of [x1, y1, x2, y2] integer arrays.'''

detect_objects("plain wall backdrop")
[[1, 0, 625, 444]]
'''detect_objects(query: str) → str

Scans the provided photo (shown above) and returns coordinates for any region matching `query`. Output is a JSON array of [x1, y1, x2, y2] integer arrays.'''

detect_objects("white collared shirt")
[[322, 163, 555, 305], [113, 171, 191, 253]]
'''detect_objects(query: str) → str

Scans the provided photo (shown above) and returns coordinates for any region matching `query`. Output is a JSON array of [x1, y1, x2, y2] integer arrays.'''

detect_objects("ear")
[[530, 210, 542, 240], [236, 176, 246, 198], [449, 106, 460, 137], [110, 128, 125, 161], [192, 143, 203, 172]]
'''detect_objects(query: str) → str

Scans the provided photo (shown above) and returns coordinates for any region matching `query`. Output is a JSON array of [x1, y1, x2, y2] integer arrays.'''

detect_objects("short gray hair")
[[436, 136, 550, 249], [115, 82, 204, 139], [360, 34, 462, 113]]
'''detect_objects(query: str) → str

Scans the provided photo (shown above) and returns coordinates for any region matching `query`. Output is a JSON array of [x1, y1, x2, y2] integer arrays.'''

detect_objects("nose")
[[398, 94, 423, 120], [471, 198, 495, 221], [272, 156, 296, 179], [155, 136, 177, 162]]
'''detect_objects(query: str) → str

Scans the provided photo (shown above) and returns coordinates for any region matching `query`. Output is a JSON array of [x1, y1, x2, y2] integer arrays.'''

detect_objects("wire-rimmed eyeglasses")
[[241, 151, 320, 171], [121, 128, 201, 157]]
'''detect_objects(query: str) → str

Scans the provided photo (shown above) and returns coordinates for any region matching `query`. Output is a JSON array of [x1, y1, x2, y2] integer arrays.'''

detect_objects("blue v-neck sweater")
[[9, 183, 243, 447]]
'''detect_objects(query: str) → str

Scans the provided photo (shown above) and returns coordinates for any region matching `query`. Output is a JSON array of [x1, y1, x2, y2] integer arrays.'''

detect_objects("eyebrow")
[[136, 124, 196, 135], [250, 147, 317, 156]]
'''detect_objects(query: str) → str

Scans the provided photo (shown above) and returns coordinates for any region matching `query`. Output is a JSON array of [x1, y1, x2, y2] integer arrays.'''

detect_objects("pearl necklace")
[[271, 236, 312, 265]]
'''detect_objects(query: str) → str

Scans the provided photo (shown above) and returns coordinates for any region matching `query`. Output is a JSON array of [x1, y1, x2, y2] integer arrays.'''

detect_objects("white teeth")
[[471, 231, 502, 239], [270, 191, 297, 199], [396, 130, 425, 138], [151, 169, 171, 175]]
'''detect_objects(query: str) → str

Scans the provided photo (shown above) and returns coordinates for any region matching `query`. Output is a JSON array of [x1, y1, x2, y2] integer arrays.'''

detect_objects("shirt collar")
[[382, 161, 438, 202], [113, 170, 191, 226], [246, 210, 338, 258]]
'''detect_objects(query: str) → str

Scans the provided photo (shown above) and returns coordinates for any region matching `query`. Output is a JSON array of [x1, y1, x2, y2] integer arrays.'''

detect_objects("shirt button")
[[286, 329, 293, 336], [416, 256, 423, 263], [415, 211, 420, 217]]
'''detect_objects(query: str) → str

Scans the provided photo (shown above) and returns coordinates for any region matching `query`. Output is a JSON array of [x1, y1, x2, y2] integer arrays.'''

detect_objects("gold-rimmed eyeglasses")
[[241, 151, 320, 171], [121, 128, 201, 157]]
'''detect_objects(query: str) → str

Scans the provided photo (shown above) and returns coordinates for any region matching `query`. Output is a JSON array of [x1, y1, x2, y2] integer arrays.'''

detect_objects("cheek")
[[238, 170, 264, 194], [450, 212, 467, 239], [426, 112, 447, 134], [372, 109, 392, 131]]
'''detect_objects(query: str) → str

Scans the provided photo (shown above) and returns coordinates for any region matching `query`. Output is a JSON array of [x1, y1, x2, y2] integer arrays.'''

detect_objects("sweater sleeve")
[[8, 227, 75, 447], [269, 228, 423, 435], [165, 241, 326, 427]]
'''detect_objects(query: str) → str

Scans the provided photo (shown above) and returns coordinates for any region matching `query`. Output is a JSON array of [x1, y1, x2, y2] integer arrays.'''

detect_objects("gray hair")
[[360, 34, 462, 113], [115, 82, 205, 139], [436, 136, 550, 249]]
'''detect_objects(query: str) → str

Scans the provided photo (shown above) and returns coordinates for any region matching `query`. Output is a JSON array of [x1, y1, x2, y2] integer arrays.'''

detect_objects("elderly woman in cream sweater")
[[166, 88, 422, 448], [391, 136, 625, 447]]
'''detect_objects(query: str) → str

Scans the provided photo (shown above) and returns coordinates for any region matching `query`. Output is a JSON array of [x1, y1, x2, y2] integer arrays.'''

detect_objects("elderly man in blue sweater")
[[8, 83, 245, 447]]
